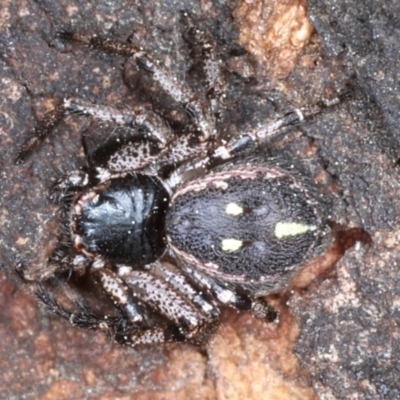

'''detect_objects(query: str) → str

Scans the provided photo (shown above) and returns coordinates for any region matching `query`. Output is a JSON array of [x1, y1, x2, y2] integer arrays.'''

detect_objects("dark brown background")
[[1, 0, 399, 399]]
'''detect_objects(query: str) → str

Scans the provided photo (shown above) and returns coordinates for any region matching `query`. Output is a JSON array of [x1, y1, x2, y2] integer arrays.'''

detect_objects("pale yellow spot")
[[275, 222, 316, 238], [225, 202, 243, 216], [221, 238, 243, 252]]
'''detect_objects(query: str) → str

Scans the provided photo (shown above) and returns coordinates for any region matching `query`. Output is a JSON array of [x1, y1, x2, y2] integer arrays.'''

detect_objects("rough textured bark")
[[0, 0, 399, 399]]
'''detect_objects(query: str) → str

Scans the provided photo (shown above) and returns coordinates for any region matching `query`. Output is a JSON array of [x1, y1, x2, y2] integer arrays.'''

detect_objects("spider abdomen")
[[166, 164, 328, 286], [72, 175, 169, 266]]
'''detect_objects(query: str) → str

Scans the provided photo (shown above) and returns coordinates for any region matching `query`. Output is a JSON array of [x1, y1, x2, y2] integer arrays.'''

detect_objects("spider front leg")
[[49, 169, 90, 203], [16, 95, 211, 176], [63, 97, 173, 147], [181, 12, 225, 120], [93, 131, 210, 182], [58, 30, 216, 141], [16, 104, 65, 164], [34, 283, 124, 333], [15, 97, 174, 164]]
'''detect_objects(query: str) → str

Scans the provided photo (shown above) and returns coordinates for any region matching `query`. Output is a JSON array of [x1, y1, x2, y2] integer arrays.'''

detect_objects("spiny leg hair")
[[57, 30, 215, 140], [182, 12, 225, 119], [179, 263, 276, 321], [15, 97, 174, 165], [210, 89, 352, 163], [33, 260, 220, 346], [15, 26, 219, 168]]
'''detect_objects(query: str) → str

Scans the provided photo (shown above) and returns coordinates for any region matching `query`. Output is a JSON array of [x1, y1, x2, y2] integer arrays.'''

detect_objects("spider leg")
[[89, 262, 156, 326], [35, 281, 190, 346], [182, 12, 225, 119], [17, 28, 218, 167], [157, 92, 349, 189], [15, 104, 65, 164], [29, 259, 218, 346], [120, 276, 215, 344], [15, 96, 174, 164], [49, 169, 91, 203], [58, 31, 215, 141], [144, 261, 220, 318], [92, 132, 209, 180], [34, 283, 122, 332], [16, 98, 210, 175], [210, 91, 351, 163], [248, 95, 346, 143], [63, 97, 173, 147], [35, 283, 170, 344], [178, 264, 277, 322], [91, 261, 219, 346]]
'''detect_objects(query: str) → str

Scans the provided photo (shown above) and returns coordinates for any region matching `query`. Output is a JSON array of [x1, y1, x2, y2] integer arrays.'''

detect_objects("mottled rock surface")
[[1, 0, 399, 399]]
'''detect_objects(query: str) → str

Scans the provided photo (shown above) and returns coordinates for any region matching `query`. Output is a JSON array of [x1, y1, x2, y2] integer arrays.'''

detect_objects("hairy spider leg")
[[93, 131, 210, 182], [16, 26, 224, 170], [178, 262, 277, 322], [58, 31, 216, 141], [63, 97, 174, 147], [113, 264, 219, 345], [34, 283, 125, 332], [50, 169, 91, 203], [15, 104, 65, 164], [181, 12, 226, 119], [34, 258, 220, 346], [15, 95, 211, 174], [211, 91, 351, 162], [15, 96, 175, 164]]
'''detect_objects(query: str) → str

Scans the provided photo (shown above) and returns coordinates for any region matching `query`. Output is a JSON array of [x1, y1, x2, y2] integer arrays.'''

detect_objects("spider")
[[15, 18, 345, 347]]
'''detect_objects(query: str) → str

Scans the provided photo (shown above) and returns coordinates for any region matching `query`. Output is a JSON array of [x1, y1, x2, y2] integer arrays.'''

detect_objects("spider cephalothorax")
[[16, 17, 344, 346]]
